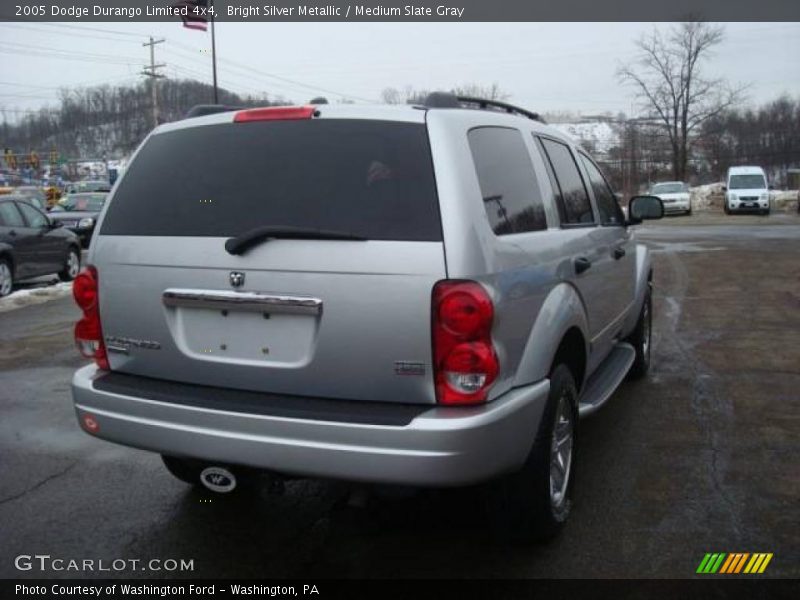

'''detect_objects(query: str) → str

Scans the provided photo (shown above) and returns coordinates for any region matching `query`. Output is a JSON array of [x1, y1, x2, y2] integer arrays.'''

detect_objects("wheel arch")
[[623, 243, 653, 336], [0, 243, 15, 274], [512, 282, 590, 391]]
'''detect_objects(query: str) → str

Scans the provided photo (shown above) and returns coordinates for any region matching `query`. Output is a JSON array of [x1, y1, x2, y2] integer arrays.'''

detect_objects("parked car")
[[49, 192, 108, 247], [723, 166, 771, 215], [65, 180, 111, 194], [70, 95, 663, 541], [0, 196, 82, 297], [13, 186, 49, 212], [649, 181, 691, 215]]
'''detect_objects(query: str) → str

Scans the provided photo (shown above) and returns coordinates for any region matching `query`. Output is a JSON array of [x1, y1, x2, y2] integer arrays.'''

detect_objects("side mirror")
[[49, 219, 63, 229], [768, 185, 775, 191], [628, 195, 664, 224], [721, 185, 727, 192]]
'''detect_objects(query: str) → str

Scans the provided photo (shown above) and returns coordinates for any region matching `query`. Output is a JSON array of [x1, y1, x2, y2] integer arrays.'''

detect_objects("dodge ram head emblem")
[[229, 271, 245, 288]]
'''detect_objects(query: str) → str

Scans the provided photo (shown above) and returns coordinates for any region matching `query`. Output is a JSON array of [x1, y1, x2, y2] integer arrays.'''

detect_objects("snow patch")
[[0, 281, 73, 313], [549, 121, 618, 154]]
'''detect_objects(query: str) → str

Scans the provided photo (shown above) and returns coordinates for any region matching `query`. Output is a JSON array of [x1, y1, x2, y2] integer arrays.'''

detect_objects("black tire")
[[58, 246, 81, 282], [162, 455, 203, 486], [486, 364, 578, 543], [0, 257, 13, 298], [626, 284, 652, 380]]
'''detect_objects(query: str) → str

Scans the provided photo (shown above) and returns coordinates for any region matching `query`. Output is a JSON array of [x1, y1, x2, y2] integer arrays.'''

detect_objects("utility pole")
[[210, 0, 218, 103], [142, 37, 166, 128]]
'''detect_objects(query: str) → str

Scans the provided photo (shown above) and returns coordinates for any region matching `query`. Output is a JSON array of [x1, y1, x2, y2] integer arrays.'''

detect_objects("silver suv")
[[70, 94, 663, 540]]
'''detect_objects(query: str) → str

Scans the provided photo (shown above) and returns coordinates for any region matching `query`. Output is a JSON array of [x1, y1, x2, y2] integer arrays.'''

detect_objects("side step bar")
[[578, 342, 635, 418]]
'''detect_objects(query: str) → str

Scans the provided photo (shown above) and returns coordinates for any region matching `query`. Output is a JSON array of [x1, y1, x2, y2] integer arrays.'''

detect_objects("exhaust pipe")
[[199, 466, 237, 493]]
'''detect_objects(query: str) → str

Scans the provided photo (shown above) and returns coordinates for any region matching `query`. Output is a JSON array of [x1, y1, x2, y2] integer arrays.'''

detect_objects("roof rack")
[[184, 104, 244, 119], [422, 92, 546, 123]]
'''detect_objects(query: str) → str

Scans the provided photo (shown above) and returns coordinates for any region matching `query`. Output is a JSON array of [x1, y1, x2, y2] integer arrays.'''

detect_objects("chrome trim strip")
[[162, 289, 323, 316]]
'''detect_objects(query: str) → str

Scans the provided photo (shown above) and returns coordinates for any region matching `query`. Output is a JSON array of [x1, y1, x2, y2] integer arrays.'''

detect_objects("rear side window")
[[579, 153, 625, 226], [537, 137, 594, 225], [468, 127, 547, 235], [101, 119, 441, 241], [0, 202, 24, 227]]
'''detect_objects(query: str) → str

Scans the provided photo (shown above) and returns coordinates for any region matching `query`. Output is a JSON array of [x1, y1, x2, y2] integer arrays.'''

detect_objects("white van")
[[724, 166, 770, 215]]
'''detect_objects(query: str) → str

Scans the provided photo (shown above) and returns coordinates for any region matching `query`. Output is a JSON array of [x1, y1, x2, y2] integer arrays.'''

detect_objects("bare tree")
[[381, 83, 508, 105], [618, 22, 746, 181], [451, 83, 509, 101], [380, 85, 431, 105]]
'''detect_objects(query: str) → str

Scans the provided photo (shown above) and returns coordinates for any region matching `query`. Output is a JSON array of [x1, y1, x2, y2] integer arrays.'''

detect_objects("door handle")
[[574, 256, 592, 275], [9, 230, 16, 236], [613, 246, 626, 260]]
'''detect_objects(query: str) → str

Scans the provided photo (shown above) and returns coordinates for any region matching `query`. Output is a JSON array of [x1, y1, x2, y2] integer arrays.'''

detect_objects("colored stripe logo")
[[697, 553, 773, 574]]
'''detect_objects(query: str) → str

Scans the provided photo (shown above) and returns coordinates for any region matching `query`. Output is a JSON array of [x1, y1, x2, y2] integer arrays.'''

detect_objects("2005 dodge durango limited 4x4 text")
[[70, 93, 664, 541]]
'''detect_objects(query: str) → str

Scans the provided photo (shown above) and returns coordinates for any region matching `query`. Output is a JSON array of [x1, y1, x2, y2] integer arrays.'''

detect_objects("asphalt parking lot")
[[1, 215, 798, 579]]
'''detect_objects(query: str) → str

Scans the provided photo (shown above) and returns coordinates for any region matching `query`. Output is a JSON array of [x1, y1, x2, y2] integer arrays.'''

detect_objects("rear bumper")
[[71, 365, 550, 486]]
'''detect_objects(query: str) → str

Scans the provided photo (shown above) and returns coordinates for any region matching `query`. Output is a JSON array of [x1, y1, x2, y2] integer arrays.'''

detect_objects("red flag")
[[173, 0, 209, 31]]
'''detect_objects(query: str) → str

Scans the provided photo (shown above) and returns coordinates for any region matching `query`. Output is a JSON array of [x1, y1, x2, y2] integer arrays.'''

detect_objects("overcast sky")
[[1, 22, 799, 119]]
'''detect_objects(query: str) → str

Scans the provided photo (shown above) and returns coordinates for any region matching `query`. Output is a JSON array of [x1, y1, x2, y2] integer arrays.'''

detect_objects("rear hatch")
[[92, 110, 445, 405]]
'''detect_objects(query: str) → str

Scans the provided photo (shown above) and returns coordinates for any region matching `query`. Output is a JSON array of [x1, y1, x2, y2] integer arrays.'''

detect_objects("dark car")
[[0, 196, 82, 297], [50, 192, 108, 247]]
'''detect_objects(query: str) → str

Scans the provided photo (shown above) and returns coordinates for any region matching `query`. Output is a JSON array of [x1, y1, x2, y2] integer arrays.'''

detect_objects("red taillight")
[[73, 267, 98, 311], [432, 281, 499, 405], [72, 266, 109, 370], [233, 105, 316, 123]]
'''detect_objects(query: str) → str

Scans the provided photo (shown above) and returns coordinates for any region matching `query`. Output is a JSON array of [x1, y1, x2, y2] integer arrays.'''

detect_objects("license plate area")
[[162, 289, 322, 367], [172, 307, 318, 366]]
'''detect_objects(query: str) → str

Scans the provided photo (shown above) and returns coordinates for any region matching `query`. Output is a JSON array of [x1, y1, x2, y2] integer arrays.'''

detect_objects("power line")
[[29, 22, 151, 39], [167, 40, 375, 102], [0, 23, 144, 44]]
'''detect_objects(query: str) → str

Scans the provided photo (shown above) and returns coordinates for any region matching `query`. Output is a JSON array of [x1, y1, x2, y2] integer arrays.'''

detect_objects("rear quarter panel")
[[426, 111, 591, 397]]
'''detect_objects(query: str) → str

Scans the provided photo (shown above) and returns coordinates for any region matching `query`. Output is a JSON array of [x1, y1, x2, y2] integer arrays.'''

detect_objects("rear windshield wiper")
[[225, 226, 367, 256]]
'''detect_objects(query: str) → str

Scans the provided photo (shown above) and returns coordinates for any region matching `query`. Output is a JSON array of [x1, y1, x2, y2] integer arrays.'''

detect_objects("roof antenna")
[[309, 97, 329, 104]]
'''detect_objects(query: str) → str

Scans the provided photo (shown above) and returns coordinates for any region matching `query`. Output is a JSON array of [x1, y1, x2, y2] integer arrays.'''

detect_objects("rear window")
[[101, 119, 442, 241]]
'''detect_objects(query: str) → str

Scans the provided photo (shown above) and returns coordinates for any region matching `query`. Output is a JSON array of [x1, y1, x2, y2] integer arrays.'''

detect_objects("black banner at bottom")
[[3, 579, 799, 600]]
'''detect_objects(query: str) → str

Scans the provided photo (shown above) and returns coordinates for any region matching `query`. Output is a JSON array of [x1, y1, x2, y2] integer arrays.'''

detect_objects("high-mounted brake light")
[[234, 105, 316, 123], [432, 280, 499, 405], [72, 266, 109, 371]]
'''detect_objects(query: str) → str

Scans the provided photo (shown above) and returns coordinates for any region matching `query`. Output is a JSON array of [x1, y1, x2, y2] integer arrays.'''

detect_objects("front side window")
[[468, 127, 547, 235], [16, 202, 49, 228], [537, 137, 594, 225], [579, 153, 625, 226]]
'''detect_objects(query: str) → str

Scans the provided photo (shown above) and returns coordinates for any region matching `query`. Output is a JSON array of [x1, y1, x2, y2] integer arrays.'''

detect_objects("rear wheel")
[[486, 364, 578, 543], [58, 247, 80, 282], [0, 258, 13, 297], [627, 284, 652, 379]]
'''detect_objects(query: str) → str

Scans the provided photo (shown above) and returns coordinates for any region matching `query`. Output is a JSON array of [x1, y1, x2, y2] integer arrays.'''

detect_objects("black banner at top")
[[1, 0, 799, 22]]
